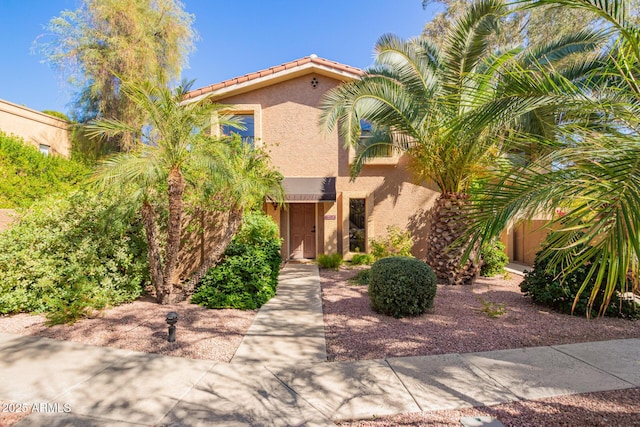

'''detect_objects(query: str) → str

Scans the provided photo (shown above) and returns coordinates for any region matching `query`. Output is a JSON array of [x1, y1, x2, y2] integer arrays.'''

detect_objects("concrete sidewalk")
[[1, 264, 639, 426]]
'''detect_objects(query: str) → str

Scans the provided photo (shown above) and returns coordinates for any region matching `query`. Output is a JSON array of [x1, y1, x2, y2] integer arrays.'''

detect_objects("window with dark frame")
[[222, 113, 254, 146], [349, 198, 366, 252], [359, 119, 392, 157]]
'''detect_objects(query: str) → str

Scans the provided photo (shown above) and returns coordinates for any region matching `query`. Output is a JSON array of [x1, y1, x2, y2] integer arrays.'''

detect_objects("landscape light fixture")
[[166, 311, 178, 342]]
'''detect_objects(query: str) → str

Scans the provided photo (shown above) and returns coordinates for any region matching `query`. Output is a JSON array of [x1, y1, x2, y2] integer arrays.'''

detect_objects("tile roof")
[[185, 55, 364, 100]]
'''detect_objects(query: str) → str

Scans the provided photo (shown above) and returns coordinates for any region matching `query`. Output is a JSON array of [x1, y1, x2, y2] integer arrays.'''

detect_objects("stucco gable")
[[186, 55, 363, 101]]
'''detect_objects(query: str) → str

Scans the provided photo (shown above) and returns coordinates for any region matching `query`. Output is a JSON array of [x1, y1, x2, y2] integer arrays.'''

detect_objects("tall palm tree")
[[88, 79, 283, 304], [320, 0, 603, 285], [465, 0, 640, 315]]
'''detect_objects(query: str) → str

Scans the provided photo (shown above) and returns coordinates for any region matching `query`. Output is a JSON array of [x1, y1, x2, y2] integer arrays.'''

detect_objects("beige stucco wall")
[[215, 73, 440, 259], [506, 219, 555, 266], [0, 99, 71, 157], [217, 73, 340, 177]]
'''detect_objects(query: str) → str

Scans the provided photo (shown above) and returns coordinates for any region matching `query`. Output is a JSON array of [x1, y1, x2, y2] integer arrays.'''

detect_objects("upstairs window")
[[222, 113, 254, 146], [39, 144, 50, 156], [359, 120, 392, 157]]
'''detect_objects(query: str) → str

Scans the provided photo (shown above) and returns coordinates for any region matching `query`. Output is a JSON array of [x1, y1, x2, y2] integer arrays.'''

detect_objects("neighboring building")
[[0, 98, 71, 157], [187, 55, 440, 261]]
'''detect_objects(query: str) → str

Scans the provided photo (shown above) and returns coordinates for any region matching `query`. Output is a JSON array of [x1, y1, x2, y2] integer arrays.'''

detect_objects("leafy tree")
[[465, 0, 640, 316], [422, 0, 638, 47], [41, 110, 70, 121], [37, 0, 196, 151], [321, 0, 603, 285], [88, 79, 283, 304]]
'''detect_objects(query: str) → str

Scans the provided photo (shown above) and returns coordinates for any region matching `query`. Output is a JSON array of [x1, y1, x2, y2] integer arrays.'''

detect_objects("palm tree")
[[320, 0, 603, 285], [465, 0, 640, 315], [88, 79, 283, 304], [180, 139, 285, 298]]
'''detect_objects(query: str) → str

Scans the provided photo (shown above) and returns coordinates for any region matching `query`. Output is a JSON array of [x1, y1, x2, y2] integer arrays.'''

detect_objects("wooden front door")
[[290, 203, 316, 259]]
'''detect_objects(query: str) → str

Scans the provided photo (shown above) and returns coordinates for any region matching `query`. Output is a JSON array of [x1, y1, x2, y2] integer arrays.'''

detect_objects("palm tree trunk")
[[159, 167, 186, 304], [141, 200, 164, 299], [178, 207, 244, 301], [426, 192, 479, 285]]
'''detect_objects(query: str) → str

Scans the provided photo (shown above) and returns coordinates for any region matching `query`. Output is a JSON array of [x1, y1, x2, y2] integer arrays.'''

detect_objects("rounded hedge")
[[368, 256, 437, 318]]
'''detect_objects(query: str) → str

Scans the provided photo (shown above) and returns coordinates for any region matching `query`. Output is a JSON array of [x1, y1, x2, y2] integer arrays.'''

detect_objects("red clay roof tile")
[[185, 55, 363, 99]]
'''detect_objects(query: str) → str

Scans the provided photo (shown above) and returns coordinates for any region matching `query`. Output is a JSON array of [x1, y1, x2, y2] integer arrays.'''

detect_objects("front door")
[[290, 203, 316, 259]]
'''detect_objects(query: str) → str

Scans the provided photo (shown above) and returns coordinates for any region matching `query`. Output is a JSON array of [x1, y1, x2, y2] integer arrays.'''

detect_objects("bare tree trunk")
[[425, 192, 479, 285], [140, 200, 164, 299], [159, 167, 186, 304], [178, 207, 244, 300]]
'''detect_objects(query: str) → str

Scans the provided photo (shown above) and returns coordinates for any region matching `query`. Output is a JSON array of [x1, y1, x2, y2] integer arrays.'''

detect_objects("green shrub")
[[368, 257, 437, 318], [370, 226, 414, 259], [348, 268, 371, 286], [0, 191, 148, 323], [0, 132, 89, 208], [480, 240, 509, 277], [351, 253, 375, 266], [478, 297, 508, 318], [192, 211, 282, 310], [230, 211, 282, 283], [191, 244, 277, 310], [520, 243, 639, 319], [317, 253, 343, 269]]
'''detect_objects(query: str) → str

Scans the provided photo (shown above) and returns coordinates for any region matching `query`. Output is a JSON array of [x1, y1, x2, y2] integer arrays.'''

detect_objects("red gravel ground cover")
[[320, 268, 640, 361], [322, 267, 640, 427], [0, 295, 255, 361]]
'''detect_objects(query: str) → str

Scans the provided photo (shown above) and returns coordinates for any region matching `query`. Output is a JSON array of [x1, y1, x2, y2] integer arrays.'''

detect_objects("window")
[[349, 198, 366, 252], [359, 119, 392, 157], [39, 144, 50, 156], [222, 114, 254, 146]]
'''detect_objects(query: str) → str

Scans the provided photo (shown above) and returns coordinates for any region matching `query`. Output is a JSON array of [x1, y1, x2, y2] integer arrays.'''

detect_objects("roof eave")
[[187, 60, 362, 103]]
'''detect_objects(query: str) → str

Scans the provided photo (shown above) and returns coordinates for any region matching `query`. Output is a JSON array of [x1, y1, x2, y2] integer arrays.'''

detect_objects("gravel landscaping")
[[1, 266, 639, 426], [322, 267, 640, 427], [320, 268, 640, 361], [0, 295, 255, 362]]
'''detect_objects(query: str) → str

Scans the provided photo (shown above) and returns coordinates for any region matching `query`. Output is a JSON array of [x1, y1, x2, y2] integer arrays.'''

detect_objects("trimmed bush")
[[480, 240, 509, 277], [521, 244, 639, 319], [317, 253, 343, 269], [351, 253, 375, 266], [0, 191, 148, 324], [368, 257, 437, 318], [370, 226, 414, 259], [191, 211, 282, 310]]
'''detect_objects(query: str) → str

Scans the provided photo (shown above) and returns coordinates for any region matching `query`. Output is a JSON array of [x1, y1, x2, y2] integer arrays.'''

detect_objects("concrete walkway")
[[504, 262, 530, 276], [231, 264, 326, 365], [1, 265, 639, 426]]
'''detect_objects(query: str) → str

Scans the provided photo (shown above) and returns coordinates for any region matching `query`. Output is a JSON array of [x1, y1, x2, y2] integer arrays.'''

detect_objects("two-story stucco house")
[[186, 55, 441, 261]]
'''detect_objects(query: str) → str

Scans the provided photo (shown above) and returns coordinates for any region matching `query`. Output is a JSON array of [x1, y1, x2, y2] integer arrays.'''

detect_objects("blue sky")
[[0, 0, 440, 116]]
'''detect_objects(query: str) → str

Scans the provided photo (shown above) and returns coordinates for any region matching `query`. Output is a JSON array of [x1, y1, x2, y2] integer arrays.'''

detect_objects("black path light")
[[166, 311, 178, 342]]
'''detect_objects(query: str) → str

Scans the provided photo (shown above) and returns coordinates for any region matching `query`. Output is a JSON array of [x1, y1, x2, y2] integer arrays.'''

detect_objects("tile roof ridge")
[[185, 55, 363, 99]]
